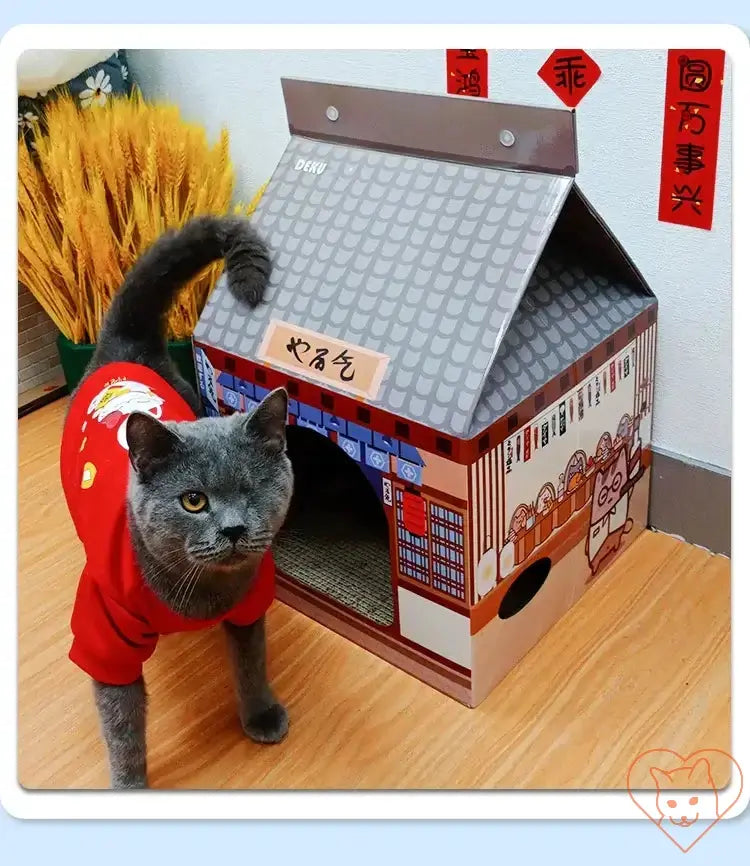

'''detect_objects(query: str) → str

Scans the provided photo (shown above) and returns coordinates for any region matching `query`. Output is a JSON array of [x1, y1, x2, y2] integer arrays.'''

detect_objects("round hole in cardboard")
[[498, 557, 551, 619]]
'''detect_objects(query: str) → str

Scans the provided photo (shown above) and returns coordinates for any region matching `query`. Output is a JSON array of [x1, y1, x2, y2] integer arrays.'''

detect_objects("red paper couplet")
[[446, 49, 488, 98], [658, 49, 725, 231], [537, 49, 601, 108]]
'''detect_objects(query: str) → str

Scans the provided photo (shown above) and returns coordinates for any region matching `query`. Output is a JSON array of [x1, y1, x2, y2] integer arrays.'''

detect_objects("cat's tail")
[[97, 215, 270, 353]]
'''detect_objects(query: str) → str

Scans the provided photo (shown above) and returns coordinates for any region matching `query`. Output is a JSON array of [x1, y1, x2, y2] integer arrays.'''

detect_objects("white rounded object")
[[18, 50, 116, 97], [476, 547, 497, 599], [499, 541, 516, 579]]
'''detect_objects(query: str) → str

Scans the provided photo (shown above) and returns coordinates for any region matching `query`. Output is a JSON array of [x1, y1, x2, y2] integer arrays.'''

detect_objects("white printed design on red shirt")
[[86, 379, 165, 450]]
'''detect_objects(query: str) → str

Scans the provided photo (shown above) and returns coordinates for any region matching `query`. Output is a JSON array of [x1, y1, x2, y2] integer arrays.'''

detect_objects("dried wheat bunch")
[[18, 90, 263, 343]]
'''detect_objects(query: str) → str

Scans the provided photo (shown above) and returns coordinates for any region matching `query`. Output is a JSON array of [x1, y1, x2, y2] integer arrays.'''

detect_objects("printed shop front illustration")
[[191, 79, 659, 707]]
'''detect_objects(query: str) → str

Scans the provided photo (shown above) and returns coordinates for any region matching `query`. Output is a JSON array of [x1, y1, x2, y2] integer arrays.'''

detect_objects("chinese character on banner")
[[534, 425, 539, 450], [537, 49, 601, 108], [577, 388, 584, 421], [516, 434, 522, 462], [558, 402, 567, 436], [658, 50, 725, 230], [524, 427, 531, 461], [541, 420, 549, 447], [446, 49, 488, 98], [610, 361, 617, 392], [506, 440, 513, 474]]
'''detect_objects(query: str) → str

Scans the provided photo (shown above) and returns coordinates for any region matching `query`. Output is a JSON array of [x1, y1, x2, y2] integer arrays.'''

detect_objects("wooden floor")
[[18, 400, 731, 790]]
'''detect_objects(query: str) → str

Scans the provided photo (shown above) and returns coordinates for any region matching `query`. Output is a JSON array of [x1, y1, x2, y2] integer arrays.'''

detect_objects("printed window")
[[428, 503, 465, 601], [396, 489, 429, 584]]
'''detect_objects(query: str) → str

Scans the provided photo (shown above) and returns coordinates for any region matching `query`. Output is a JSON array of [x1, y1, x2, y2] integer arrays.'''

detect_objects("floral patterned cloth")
[[18, 50, 132, 148]]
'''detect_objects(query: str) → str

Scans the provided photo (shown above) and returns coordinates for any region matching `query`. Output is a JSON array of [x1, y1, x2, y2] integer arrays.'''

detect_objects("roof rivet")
[[326, 105, 340, 122], [499, 129, 516, 147]]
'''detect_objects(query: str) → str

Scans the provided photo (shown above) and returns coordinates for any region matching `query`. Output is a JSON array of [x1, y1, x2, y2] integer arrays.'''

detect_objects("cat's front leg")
[[224, 617, 288, 744], [93, 678, 148, 789]]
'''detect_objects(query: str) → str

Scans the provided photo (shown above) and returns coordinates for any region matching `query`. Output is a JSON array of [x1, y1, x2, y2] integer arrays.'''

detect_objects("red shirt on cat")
[[60, 362, 276, 686]]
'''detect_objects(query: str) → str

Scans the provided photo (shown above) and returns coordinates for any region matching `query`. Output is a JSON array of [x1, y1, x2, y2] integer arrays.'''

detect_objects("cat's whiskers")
[[162, 557, 200, 607], [148, 552, 192, 589], [180, 564, 206, 614], [169, 562, 198, 613]]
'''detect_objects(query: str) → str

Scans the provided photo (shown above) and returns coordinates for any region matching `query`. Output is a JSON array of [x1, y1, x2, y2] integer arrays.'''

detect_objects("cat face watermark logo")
[[293, 158, 327, 175], [627, 749, 743, 852]]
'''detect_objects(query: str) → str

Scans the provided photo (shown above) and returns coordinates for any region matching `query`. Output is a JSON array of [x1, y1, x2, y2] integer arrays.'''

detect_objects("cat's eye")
[[180, 491, 208, 513]]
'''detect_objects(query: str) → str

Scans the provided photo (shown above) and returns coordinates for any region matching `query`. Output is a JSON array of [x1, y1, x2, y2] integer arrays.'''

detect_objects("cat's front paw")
[[242, 702, 289, 744]]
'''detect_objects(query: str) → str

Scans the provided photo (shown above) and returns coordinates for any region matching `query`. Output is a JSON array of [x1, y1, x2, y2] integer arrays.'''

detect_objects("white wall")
[[128, 49, 732, 471]]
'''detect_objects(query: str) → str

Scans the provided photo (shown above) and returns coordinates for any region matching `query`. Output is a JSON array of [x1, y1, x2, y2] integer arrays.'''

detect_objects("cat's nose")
[[220, 525, 247, 543]]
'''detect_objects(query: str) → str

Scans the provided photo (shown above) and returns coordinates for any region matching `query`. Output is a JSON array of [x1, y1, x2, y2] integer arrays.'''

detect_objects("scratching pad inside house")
[[273, 425, 394, 627], [274, 512, 393, 626]]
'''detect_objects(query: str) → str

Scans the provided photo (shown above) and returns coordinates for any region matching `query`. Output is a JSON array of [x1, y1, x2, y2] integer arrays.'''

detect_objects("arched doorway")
[[273, 424, 394, 626]]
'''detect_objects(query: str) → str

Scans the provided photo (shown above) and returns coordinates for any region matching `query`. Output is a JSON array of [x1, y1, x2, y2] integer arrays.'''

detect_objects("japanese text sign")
[[446, 49, 488, 98], [258, 319, 390, 400], [658, 50, 725, 231]]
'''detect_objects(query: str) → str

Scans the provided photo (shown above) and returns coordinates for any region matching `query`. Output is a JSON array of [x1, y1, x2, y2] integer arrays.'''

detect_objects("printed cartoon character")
[[613, 415, 632, 452], [564, 451, 586, 493], [586, 448, 633, 577], [595, 432, 613, 463], [87, 380, 165, 450], [507, 504, 530, 542], [536, 483, 555, 516]]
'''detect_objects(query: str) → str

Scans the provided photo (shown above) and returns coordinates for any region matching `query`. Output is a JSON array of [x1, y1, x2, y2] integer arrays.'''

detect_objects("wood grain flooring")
[[17, 400, 730, 790]]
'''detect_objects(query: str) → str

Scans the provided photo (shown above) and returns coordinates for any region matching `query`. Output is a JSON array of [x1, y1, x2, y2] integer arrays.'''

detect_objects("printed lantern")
[[538, 49, 601, 108], [402, 490, 427, 536]]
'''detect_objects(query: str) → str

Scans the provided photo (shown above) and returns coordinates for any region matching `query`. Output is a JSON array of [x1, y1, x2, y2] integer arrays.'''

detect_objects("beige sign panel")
[[258, 319, 390, 401]]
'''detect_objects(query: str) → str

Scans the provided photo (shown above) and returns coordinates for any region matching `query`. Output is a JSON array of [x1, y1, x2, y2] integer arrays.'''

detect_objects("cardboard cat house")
[[193, 79, 657, 707]]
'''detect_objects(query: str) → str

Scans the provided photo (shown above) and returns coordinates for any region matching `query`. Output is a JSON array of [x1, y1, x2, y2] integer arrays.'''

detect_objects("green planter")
[[56, 334, 197, 394]]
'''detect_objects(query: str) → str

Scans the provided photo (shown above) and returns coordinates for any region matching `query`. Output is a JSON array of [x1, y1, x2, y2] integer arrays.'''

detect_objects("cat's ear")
[[688, 758, 714, 787], [243, 388, 288, 453], [650, 766, 671, 789], [126, 412, 183, 480]]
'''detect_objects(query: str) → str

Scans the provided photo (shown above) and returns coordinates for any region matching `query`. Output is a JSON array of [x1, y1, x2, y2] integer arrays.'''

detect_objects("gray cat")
[[62, 216, 293, 789]]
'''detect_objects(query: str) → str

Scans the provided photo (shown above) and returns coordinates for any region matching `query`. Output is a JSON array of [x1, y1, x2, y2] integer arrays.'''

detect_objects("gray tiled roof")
[[469, 251, 656, 436], [195, 136, 573, 437]]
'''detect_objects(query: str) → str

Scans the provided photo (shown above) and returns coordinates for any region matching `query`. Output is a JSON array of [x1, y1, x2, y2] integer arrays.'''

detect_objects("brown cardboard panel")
[[281, 77, 578, 175], [471, 467, 651, 706]]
